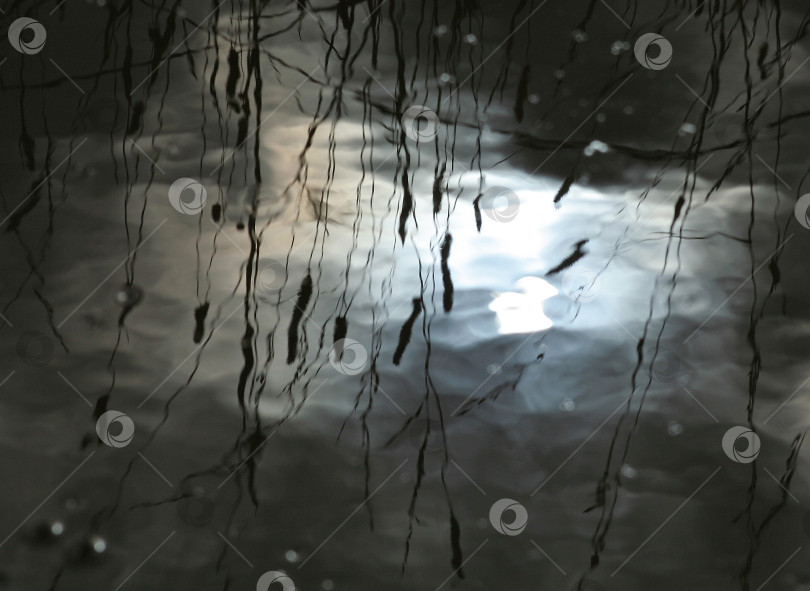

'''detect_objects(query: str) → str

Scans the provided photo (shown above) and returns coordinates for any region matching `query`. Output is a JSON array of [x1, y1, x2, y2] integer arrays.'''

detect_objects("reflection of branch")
[[16, 0, 807, 587], [392, 297, 422, 364]]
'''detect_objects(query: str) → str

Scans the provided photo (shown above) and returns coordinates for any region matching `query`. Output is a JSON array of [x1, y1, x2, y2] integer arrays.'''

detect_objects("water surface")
[[2, 0, 810, 590]]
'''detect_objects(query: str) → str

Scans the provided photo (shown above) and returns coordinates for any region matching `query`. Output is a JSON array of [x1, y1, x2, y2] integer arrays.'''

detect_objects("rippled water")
[[2, 0, 810, 589]]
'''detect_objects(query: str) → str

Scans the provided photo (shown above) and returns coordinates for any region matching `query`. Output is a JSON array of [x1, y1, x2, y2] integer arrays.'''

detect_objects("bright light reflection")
[[489, 276, 557, 334]]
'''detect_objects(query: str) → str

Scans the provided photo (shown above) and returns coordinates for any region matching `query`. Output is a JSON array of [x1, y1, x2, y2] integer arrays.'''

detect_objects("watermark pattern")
[[8, 18, 47, 54], [634, 33, 672, 70], [176, 484, 217, 527], [651, 349, 691, 385], [168, 178, 207, 215], [407, 418, 445, 453], [96, 411, 135, 448], [489, 498, 528, 536], [0, 3, 806, 589], [652, 350, 681, 382], [328, 338, 368, 375], [721, 426, 760, 463], [479, 186, 521, 223], [256, 571, 296, 591], [401, 105, 439, 142], [16, 331, 55, 367], [794, 194, 810, 229], [258, 259, 287, 295]]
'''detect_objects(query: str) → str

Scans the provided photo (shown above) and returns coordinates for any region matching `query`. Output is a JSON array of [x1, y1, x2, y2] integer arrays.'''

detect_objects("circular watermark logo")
[[177, 484, 217, 527], [16, 331, 55, 367], [562, 269, 600, 303], [328, 338, 368, 375], [407, 418, 445, 453], [168, 178, 207, 215], [652, 350, 684, 383], [258, 260, 286, 295], [794, 194, 810, 230], [257, 571, 296, 591], [8, 18, 47, 55], [96, 411, 135, 448], [402, 105, 439, 142], [634, 33, 672, 70], [722, 426, 760, 463], [489, 498, 528, 536], [479, 186, 520, 223]]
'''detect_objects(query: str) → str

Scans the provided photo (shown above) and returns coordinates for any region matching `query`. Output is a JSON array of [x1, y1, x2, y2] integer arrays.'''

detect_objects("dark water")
[[2, 0, 810, 589]]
